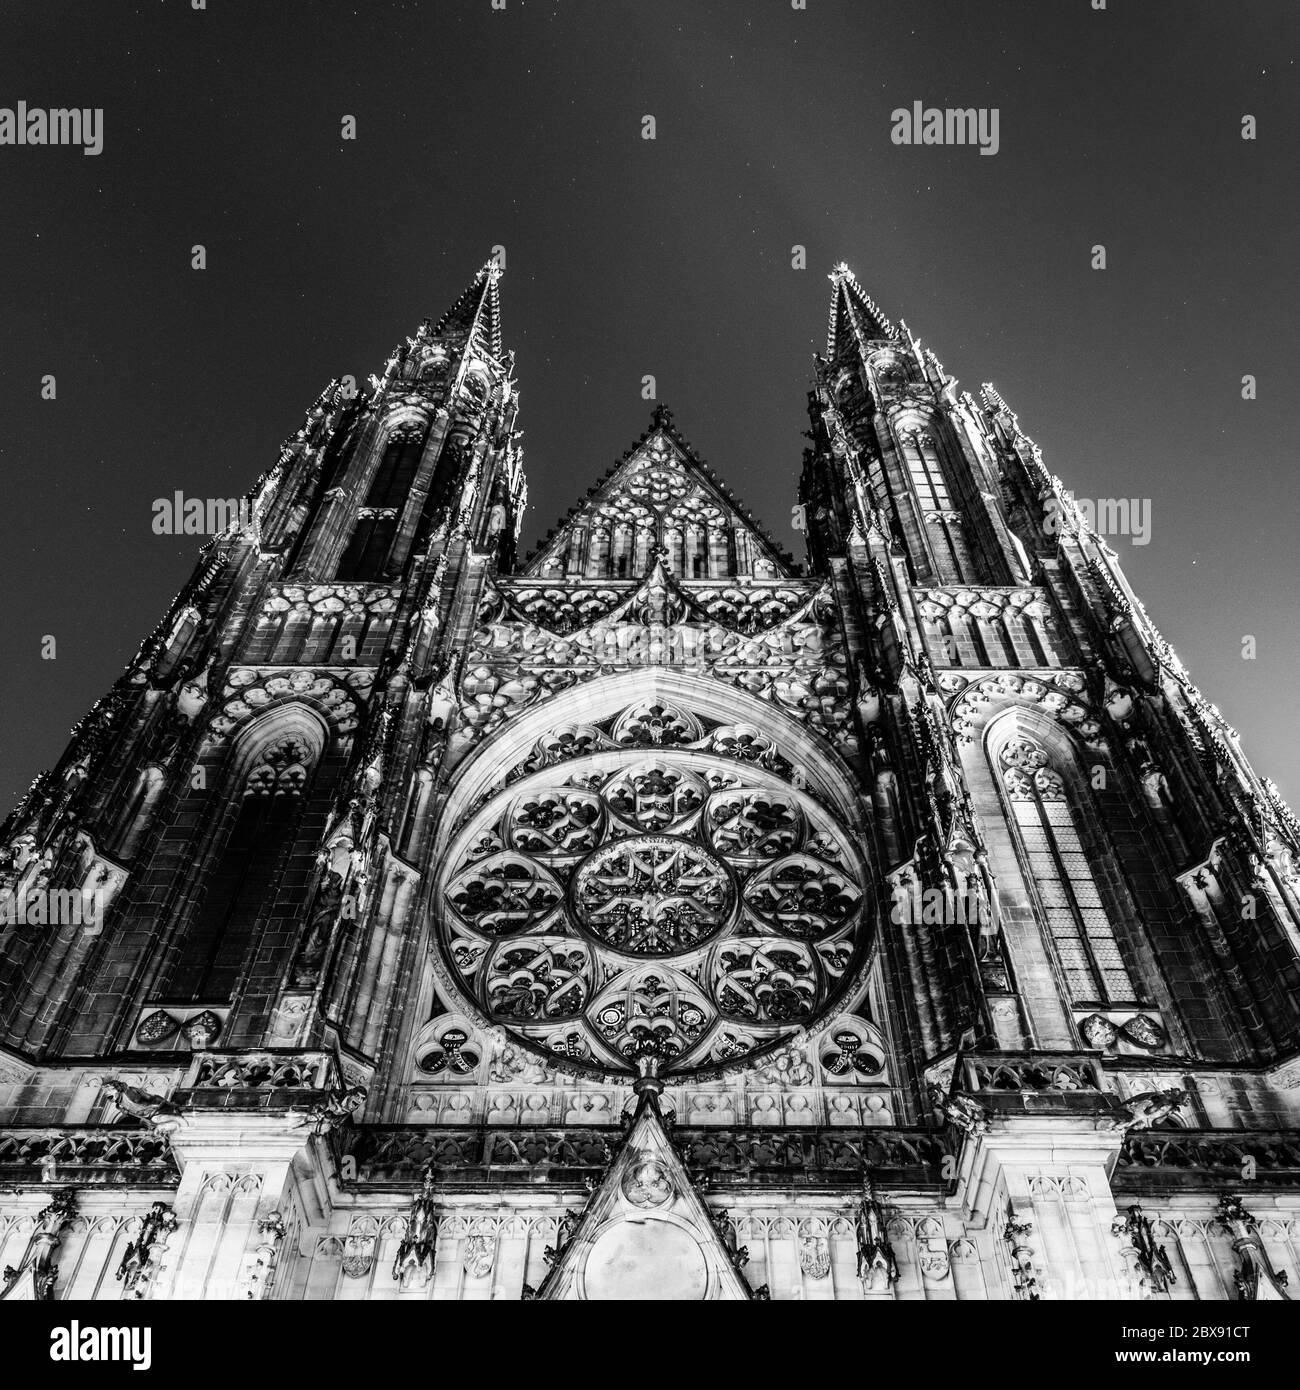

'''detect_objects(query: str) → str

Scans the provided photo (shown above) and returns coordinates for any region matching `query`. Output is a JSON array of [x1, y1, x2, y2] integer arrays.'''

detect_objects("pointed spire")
[[431, 258, 504, 360], [827, 262, 898, 357]]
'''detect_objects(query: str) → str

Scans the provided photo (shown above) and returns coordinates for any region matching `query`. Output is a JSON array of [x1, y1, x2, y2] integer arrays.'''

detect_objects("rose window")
[[435, 747, 871, 1077], [573, 836, 734, 955]]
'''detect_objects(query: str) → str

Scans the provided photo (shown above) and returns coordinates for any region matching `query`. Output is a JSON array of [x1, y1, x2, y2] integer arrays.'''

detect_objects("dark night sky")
[[1, 0, 1297, 811]]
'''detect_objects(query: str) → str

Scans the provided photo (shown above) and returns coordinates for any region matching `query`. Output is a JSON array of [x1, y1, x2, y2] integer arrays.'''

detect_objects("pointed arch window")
[[336, 422, 427, 581], [363, 423, 425, 509], [1000, 737, 1137, 1005], [171, 737, 313, 1001], [336, 513, 397, 581], [899, 429, 973, 584], [901, 430, 952, 513]]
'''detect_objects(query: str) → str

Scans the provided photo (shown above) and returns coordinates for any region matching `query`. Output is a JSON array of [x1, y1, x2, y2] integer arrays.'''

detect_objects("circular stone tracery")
[[572, 835, 734, 957], [434, 744, 870, 1077]]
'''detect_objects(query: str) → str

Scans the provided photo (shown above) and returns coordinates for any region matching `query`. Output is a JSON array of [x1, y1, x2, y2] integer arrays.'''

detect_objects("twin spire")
[[413, 258, 894, 572], [427, 257, 893, 372]]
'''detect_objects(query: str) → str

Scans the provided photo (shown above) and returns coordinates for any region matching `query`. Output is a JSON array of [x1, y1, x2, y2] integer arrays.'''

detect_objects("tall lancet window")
[[171, 737, 312, 1001], [363, 423, 425, 508], [1000, 736, 1137, 1005], [337, 422, 426, 581], [902, 429, 951, 513], [899, 429, 973, 584]]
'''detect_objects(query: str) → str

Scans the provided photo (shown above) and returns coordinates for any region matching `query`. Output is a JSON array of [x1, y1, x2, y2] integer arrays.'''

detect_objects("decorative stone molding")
[[0, 1047, 34, 1087], [948, 671, 1100, 746], [171, 1050, 344, 1120], [0, 1129, 178, 1185], [206, 666, 373, 739], [1116, 1130, 1300, 1188], [257, 584, 400, 621], [916, 586, 1050, 623], [458, 568, 852, 753], [181, 1050, 337, 1092], [959, 1051, 1106, 1096], [338, 1125, 952, 1187]]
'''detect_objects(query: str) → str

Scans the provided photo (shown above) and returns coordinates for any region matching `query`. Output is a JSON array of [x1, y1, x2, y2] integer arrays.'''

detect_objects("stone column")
[[955, 1114, 1133, 1299], [156, 1111, 332, 1300]]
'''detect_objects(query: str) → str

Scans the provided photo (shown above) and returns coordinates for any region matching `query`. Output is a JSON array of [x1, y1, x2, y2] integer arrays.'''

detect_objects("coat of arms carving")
[[798, 1233, 831, 1279], [340, 1234, 376, 1279], [463, 1232, 497, 1280], [918, 1240, 951, 1282]]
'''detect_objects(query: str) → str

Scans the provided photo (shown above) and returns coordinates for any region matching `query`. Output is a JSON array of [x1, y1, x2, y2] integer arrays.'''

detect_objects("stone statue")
[[295, 868, 345, 983], [393, 1168, 438, 1290], [1, 1188, 77, 1300], [1112, 1204, 1176, 1294], [855, 1181, 900, 1288], [543, 1209, 581, 1267], [705, 1206, 750, 1267], [116, 1202, 178, 1298], [1214, 1194, 1291, 1300]]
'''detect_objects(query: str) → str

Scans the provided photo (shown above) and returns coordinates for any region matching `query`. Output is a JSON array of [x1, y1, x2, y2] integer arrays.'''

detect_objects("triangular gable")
[[534, 1082, 757, 1301], [522, 408, 796, 579]]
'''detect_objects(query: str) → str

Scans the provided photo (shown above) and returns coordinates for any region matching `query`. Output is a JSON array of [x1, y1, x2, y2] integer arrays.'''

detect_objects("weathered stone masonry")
[[2, 262, 1298, 1301]]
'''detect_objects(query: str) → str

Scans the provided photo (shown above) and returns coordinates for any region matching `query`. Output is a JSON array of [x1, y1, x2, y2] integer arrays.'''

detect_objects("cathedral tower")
[[2, 264, 1298, 1302]]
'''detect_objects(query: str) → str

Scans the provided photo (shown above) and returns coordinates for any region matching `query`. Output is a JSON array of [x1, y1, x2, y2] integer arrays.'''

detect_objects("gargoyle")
[[100, 1077, 186, 1132], [1109, 1087, 1187, 1133], [931, 1084, 990, 1137], [290, 1083, 367, 1136]]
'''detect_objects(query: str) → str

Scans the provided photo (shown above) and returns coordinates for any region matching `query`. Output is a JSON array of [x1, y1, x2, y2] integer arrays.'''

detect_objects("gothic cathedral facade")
[[2, 263, 1298, 1301]]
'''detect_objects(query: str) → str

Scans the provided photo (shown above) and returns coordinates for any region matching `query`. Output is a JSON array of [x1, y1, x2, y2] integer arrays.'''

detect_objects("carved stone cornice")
[[1115, 1130, 1300, 1192], [335, 1124, 953, 1190], [0, 1128, 179, 1186]]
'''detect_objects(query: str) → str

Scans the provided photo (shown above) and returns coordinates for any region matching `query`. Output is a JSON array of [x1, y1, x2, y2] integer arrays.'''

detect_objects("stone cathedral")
[[2, 262, 1299, 1303]]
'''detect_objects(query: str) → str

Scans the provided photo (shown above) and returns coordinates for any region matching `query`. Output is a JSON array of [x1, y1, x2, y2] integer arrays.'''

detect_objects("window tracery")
[[999, 735, 1137, 1005], [434, 732, 869, 1076], [504, 703, 806, 788], [171, 728, 322, 1001], [819, 1021, 888, 1081], [244, 739, 311, 798], [416, 1025, 481, 1079]]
